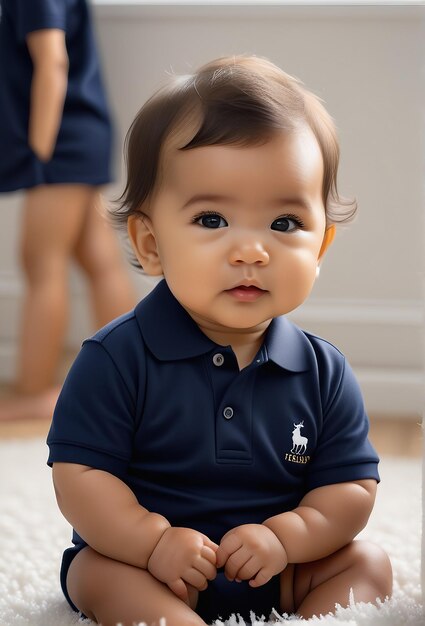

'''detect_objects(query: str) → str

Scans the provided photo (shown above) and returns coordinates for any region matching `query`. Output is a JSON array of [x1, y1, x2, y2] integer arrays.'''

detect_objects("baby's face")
[[132, 129, 332, 338]]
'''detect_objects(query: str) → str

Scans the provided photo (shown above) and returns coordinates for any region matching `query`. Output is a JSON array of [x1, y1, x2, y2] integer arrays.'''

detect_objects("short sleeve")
[[47, 340, 137, 479], [306, 358, 380, 491], [15, 0, 66, 42]]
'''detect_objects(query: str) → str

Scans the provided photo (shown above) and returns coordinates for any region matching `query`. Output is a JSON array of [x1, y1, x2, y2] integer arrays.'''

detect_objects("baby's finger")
[[216, 533, 243, 569], [201, 545, 218, 565], [196, 553, 217, 581], [168, 578, 189, 602], [183, 567, 209, 592], [202, 535, 219, 552], [249, 566, 273, 588], [235, 555, 263, 583], [224, 548, 251, 581]]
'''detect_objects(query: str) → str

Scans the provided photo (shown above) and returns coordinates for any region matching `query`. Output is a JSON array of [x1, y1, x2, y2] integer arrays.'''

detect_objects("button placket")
[[216, 373, 254, 462]]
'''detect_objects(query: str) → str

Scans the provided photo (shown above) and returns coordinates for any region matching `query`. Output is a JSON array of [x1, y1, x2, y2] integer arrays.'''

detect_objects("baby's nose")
[[228, 241, 270, 265]]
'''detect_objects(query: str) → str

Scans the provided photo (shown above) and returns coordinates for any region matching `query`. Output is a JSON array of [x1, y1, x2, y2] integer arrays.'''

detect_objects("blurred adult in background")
[[0, 0, 136, 421]]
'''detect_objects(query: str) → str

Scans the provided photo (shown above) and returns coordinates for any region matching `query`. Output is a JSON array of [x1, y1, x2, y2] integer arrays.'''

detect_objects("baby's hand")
[[216, 524, 287, 588], [147, 527, 218, 602]]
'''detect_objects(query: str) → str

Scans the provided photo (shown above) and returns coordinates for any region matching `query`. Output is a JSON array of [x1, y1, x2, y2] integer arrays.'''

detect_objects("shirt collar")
[[135, 279, 311, 372], [264, 315, 311, 372], [135, 279, 217, 360]]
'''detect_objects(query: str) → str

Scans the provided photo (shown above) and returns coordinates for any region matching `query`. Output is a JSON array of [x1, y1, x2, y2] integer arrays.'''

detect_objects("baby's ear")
[[127, 213, 163, 276], [318, 224, 336, 263]]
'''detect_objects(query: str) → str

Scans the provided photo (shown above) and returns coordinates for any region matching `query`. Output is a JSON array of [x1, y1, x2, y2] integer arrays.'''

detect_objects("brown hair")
[[111, 55, 356, 266]]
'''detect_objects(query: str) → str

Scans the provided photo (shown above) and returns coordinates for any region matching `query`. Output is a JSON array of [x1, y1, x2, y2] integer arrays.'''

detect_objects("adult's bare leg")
[[67, 546, 205, 626], [0, 185, 92, 421], [0, 186, 137, 422], [73, 191, 136, 328]]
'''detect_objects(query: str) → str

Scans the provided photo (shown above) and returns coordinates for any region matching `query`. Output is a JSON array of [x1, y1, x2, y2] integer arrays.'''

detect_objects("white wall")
[[0, 2, 423, 416]]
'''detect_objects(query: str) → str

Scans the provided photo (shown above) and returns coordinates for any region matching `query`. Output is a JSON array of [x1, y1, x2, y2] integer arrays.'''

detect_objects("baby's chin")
[[180, 296, 297, 334], [200, 314, 275, 335], [214, 307, 301, 331]]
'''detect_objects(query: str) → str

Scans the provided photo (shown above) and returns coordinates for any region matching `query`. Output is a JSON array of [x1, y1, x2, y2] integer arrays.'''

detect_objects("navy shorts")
[[61, 549, 281, 623], [196, 571, 281, 623], [61, 547, 81, 614]]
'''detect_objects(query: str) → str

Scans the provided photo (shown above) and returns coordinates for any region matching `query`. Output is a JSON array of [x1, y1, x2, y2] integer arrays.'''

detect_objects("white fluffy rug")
[[0, 438, 423, 626]]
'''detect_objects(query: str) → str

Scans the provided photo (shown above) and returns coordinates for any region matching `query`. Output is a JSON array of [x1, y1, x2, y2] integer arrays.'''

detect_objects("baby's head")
[[112, 55, 356, 328], [112, 55, 355, 246]]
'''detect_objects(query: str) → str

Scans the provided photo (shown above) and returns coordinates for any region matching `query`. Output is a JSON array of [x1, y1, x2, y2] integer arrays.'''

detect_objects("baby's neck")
[[200, 324, 270, 371], [232, 341, 263, 370]]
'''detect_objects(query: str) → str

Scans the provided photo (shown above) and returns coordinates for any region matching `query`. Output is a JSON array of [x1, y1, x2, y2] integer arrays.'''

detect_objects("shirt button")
[[223, 406, 234, 419], [213, 353, 224, 366]]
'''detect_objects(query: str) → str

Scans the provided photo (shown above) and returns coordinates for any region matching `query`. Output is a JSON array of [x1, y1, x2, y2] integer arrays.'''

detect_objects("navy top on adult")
[[0, 0, 113, 192], [48, 278, 379, 567]]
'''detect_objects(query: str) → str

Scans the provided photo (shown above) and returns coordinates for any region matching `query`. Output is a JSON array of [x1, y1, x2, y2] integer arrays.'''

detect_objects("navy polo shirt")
[[47, 279, 379, 552]]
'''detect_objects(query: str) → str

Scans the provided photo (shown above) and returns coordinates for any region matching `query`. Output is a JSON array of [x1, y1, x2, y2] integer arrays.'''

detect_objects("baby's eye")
[[193, 212, 228, 229], [271, 215, 304, 232]]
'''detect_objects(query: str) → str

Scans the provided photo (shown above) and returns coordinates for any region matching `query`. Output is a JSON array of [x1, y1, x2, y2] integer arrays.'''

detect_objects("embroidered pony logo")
[[291, 421, 309, 455], [284, 421, 311, 464]]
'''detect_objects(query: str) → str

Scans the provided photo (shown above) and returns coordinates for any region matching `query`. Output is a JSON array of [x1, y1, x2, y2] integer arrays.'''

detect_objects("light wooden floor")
[[0, 387, 422, 458]]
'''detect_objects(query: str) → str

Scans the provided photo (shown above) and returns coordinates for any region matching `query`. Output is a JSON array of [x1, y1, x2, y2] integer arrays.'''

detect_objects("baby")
[[47, 55, 392, 626]]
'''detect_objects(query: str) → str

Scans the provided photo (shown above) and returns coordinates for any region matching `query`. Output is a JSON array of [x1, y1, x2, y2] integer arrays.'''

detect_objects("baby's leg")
[[280, 540, 392, 619], [67, 546, 206, 626]]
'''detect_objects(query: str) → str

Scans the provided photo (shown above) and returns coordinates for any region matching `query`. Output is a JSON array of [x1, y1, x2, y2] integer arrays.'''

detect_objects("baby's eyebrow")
[[273, 198, 313, 212], [181, 194, 234, 210], [181, 193, 312, 212]]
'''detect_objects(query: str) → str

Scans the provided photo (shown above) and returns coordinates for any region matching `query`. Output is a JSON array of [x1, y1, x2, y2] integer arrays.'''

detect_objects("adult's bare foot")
[[0, 385, 61, 421]]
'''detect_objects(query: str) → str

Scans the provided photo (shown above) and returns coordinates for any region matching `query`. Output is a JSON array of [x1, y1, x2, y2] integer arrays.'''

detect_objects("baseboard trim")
[[355, 367, 423, 417]]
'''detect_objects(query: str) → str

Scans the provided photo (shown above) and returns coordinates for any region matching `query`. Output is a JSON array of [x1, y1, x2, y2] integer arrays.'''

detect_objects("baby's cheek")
[[280, 261, 317, 309]]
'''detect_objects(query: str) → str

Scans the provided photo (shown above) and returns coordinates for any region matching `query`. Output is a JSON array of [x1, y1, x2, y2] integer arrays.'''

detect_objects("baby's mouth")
[[225, 285, 267, 302]]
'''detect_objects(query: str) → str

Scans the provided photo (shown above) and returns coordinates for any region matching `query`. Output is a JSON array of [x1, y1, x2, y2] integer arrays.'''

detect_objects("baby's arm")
[[53, 463, 217, 601], [53, 463, 170, 568], [263, 479, 377, 563], [26, 29, 69, 161], [217, 479, 375, 586]]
